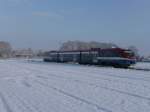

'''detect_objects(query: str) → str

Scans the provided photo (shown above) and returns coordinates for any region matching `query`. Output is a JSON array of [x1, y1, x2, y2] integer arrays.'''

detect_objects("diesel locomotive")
[[44, 48, 136, 68]]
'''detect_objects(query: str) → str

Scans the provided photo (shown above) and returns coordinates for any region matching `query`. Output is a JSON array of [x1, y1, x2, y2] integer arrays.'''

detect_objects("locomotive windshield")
[[124, 50, 135, 57]]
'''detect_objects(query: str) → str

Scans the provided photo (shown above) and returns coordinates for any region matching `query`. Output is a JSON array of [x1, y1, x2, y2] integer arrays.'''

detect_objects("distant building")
[[13, 48, 34, 58]]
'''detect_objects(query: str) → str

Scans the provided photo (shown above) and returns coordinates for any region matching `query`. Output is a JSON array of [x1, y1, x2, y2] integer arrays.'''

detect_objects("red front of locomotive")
[[115, 48, 137, 64]]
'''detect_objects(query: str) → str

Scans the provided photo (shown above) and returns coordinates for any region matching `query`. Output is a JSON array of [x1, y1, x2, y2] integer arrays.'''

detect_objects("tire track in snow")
[[9, 61, 150, 98], [35, 74, 150, 102], [32, 62, 150, 80], [0, 85, 28, 112], [19, 64, 150, 89], [10, 62, 150, 83], [6, 61, 149, 110], [7, 62, 150, 102], [8, 79, 43, 112], [32, 65, 150, 91], [34, 78, 150, 112], [16, 79, 102, 112], [12, 63, 150, 102], [9, 87, 42, 112], [6, 91, 33, 112], [0, 92, 13, 112], [56, 68, 150, 82], [17, 65, 148, 92], [0, 81, 42, 112], [34, 80, 112, 112]]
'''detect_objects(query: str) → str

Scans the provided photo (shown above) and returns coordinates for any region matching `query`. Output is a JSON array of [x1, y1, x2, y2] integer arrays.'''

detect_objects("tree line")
[[0, 40, 140, 58]]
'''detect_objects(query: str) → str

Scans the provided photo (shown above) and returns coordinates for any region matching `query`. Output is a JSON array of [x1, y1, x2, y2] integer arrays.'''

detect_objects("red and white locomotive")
[[44, 48, 136, 68]]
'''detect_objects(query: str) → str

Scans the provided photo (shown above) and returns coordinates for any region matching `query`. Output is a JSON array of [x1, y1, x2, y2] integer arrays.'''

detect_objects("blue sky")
[[0, 0, 149, 55]]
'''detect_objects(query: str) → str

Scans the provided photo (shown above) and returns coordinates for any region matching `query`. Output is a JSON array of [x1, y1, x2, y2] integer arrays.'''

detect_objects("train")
[[43, 48, 136, 68]]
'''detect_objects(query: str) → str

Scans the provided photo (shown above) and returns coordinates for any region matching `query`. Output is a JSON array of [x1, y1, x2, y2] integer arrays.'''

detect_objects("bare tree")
[[0, 41, 12, 58], [60, 41, 118, 51], [128, 46, 139, 57]]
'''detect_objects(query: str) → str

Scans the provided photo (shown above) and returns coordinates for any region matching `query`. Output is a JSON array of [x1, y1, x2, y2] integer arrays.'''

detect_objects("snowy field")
[[0, 60, 150, 112], [134, 62, 150, 70]]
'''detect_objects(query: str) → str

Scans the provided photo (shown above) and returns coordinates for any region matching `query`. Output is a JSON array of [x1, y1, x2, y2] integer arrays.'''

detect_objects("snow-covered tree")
[[0, 41, 12, 58], [128, 46, 139, 57], [60, 41, 118, 51]]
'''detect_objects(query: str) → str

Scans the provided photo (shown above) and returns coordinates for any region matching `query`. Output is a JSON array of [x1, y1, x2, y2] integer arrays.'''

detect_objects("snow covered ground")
[[134, 62, 150, 70], [0, 60, 150, 112]]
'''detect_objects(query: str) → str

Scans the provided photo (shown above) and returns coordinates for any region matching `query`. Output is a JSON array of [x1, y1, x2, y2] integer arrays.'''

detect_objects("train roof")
[[47, 48, 130, 53]]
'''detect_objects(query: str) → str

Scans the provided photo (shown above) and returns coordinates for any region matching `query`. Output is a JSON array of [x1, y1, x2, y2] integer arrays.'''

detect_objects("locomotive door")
[[73, 53, 78, 62]]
